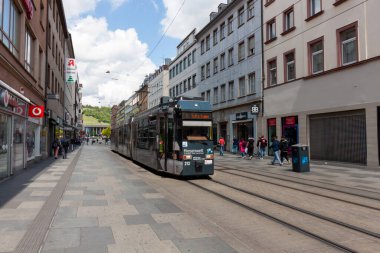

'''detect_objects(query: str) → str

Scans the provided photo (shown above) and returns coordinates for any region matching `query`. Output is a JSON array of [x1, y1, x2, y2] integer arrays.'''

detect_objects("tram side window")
[[124, 125, 129, 144], [118, 127, 123, 145]]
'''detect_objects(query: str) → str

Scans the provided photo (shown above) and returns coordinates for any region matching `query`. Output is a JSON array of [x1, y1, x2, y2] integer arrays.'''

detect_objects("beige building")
[[147, 62, 170, 109], [262, 0, 380, 167]]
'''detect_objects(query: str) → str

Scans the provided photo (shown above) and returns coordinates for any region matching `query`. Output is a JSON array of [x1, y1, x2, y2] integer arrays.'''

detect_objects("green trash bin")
[[291, 144, 310, 172]]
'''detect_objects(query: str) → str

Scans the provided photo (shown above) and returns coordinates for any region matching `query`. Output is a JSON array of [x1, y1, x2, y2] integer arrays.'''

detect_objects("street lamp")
[[105, 70, 130, 80]]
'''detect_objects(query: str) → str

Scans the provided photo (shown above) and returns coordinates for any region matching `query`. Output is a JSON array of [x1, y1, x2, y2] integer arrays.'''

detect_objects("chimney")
[[210, 12, 217, 21]]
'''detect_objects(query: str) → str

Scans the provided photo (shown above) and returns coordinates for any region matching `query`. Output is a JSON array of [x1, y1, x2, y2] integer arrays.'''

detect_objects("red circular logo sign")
[[31, 107, 42, 117]]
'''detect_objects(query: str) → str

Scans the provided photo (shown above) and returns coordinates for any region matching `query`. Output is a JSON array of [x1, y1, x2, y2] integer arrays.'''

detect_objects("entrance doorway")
[[0, 113, 10, 178]]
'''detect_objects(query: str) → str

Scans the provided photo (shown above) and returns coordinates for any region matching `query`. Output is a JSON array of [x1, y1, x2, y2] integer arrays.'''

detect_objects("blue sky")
[[63, 0, 221, 106]]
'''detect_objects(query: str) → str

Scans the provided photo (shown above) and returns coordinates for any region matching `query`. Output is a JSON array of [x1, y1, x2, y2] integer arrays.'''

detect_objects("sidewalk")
[[215, 151, 380, 192]]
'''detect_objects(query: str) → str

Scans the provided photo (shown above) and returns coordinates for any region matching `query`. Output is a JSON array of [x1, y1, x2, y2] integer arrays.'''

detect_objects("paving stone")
[[55, 207, 78, 218], [17, 201, 45, 209], [42, 228, 80, 251], [30, 190, 52, 197], [1, 200, 21, 209], [153, 199, 183, 213], [82, 199, 108, 206], [0, 230, 26, 252], [124, 214, 157, 225], [80, 227, 115, 246], [84, 189, 105, 196], [0, 220, 32, 232], [172, 237, 237, 253], [64, 245, 108, 253], [150, 223, 182, 240], [51, 217, 98, 228]]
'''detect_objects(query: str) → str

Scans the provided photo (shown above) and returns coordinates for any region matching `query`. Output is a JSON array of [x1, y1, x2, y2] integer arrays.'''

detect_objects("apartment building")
[[0, 0, 48, 177], [46, 0, 69, 153], [197, 0, 262, 150], [168, 29, 199, 99], [147, 62, 170, 110], [262, 0, 380, 167]]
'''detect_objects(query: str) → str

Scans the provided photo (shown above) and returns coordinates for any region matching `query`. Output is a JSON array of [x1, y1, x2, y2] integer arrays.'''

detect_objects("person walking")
[[232, 136, 238, 154], [257, 135, 268, 160], [52, 138, 60, 159], [86, 137, 89, 145], [218, 136, 225, 156], [280, 136, 289, 164], [247, 137, 255, 159], [270, 136, 282, 165], [239, 138, 247, 158], [62, 138, 69, 159]]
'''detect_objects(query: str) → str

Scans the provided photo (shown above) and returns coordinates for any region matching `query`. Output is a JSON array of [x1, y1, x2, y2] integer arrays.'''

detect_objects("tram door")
[[159, 117, 167, 171]]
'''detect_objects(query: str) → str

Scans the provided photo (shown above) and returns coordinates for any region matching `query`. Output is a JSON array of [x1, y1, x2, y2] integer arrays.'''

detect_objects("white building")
[[168, 29, 199, 99], [263, 0, 380, 167], [197, 0, 263, 149], [147, 63, 170, 109]]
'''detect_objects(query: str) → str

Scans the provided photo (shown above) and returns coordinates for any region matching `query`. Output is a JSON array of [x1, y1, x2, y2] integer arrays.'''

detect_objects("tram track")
[[188, 177, 380, 253], [215, 167, 380, 212]]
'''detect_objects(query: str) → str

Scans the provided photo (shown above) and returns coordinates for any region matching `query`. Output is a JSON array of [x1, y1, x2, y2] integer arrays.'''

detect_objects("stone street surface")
[[0, 144, 379, 253]]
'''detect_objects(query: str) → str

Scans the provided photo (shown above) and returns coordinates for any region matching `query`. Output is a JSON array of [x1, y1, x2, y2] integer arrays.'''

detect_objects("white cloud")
[[62, 0, 100, 19], [109, 0, 129, 10], [68, 16, 156, 106], [150, 0, 159, 12], [161, 0, 222, 39]]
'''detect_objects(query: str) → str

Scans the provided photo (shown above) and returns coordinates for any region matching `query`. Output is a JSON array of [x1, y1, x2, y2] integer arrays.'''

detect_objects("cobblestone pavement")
[[0, 144, 379, 253]]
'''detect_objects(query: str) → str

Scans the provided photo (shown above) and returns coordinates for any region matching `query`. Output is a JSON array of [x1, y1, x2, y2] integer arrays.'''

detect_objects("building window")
[[284, 51, 295, 81], [188, 77, 192, 90], [247, 0, 254, 20], [179, 83, 182, 94], [206, 90, 211, 102], [220, 84, 226, 102], [238, 7, 244, 27], [201, 92, 205, 101], [248, 73, 255, 94], [228, 81, 234, 100], [206, 35, 210, 51], [201, 65, 205, 80], [228, 15, 233, 34], [188, 53, 191, 65], [309, 39, 324, 74], [179, 60, 182, 72], [239, 77, 246, 97], [309, 0, 322, 16], [192, 74, 196, 88], [184, 80, 187, 92], [206, 62, 211, 77], [192, 49, 196, 63], [24, 28, 34, 73], [266, 18, 276, 42], [213, 29, 218, 45], [338, 24, 357, 66], [213, 87, 219, 104], [220, 53, 226, 70], [267, 59, 277, 86], [201, 40, 205, 54], [220, 22, 226, 40], [248, 35, 255, 56], [213, 57, 218, 74], [228, 48, 234, 66], [238, 42, 245, 61], [183, 57, 187, 69], [0, 0, 20, 56], [283, 7, 294, 33]]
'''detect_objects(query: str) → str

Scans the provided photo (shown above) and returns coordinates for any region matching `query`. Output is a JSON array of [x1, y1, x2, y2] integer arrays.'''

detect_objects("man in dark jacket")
[[270, 136, 282, 165], [279, 136, 289, 164], [257, 135, 268, 159]]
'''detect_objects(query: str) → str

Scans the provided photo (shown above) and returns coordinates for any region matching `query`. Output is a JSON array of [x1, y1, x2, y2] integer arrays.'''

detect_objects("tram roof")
[[176, 100, 211, 112]]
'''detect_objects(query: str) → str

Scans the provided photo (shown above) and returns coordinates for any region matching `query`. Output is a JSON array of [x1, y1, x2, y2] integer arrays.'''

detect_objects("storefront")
[[281, 116, 299, 153], [232, 112, 255, 142], [267, 118, 276, 156]]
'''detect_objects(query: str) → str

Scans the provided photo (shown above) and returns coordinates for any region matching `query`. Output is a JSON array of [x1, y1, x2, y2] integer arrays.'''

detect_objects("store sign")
[[29, 105, 44, 118], [65, 58, 78, 84], [285, 116, 296, 125], [251, 104, 260, 114], [268, 118, 276, 126], [22, 0, 34, 20], [182, 112, 212, 120], [236, 112, 248, 121], [0, 88, 28, 117]]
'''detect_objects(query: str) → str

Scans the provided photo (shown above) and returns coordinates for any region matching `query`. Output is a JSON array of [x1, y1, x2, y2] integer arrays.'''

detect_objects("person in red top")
[[218, 137, 225, 156], [257, 135, 268, 159]]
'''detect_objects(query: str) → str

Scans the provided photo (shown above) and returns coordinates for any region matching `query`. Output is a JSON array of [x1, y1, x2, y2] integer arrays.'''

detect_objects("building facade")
[[168, 29, 199, 99], [262, 0, 380, 167], [197, 0, 263, 150], [147, 62, 170, 109]]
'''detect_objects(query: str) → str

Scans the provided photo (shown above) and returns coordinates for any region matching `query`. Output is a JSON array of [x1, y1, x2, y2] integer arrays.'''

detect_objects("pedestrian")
[[86, 137, 89, 145], [270, 136, 282, 166], [247, 137, 255, 160], [280, 136, 289, 164], [52, 138, 60, 159], [239, 138, 246, 158], [218, 136, 225, 156], [62, 139, 69, 159], [257, 135, 268, 160], [232, 136, 238, 154]]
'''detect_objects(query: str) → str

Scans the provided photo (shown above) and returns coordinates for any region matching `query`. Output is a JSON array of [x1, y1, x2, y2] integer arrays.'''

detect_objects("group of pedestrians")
[[52, 138, 71, 159], [218, 135, 290, 166]]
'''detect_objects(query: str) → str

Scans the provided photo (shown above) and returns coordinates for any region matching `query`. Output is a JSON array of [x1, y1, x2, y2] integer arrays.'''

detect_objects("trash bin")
[[291, 144, 310, 172]]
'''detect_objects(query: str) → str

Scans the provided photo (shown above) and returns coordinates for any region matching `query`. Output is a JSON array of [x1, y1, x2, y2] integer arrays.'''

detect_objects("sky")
[[62, 0, 222, 107]]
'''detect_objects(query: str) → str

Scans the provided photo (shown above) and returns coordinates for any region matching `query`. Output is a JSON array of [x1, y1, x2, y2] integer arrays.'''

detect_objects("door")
[[159, 116, 167, 171], [13, 117, 25, 172], [0, 113, 10, 178]]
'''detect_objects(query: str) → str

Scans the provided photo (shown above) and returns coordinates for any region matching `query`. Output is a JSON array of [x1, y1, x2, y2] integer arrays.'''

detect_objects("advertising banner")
[[65, 58, 77, 84], [29, 105, 44, 118]]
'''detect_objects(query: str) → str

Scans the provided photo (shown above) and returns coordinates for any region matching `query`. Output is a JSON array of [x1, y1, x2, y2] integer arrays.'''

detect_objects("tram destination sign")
[[182, 112, 212, 120]]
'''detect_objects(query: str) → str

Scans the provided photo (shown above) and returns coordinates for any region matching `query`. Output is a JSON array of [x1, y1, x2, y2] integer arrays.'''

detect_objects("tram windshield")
[[182, 121, 212, 141]]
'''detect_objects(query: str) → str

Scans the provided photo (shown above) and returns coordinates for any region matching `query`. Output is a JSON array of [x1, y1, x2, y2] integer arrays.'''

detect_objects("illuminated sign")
[[0, 87, 28, 117], [182, 112, 212, 120]]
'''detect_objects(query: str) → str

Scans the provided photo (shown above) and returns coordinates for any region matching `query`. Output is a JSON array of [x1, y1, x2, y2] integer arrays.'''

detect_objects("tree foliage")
[[102, 127, 111, 138], [82, 105, 111, 123]]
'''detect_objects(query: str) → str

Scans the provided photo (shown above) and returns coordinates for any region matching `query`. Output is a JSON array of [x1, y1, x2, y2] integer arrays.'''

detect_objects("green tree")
[[102, 127, 111, 138]]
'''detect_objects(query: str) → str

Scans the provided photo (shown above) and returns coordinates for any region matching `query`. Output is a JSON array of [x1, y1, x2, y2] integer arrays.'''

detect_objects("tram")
[[111, 97, 214, 176]]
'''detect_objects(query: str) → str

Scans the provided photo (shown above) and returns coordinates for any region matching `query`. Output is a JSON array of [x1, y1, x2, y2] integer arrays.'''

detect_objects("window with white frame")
[[206, 62, 211, 77], [284, 8, 294, 32], [1, 0, 20, 56], [267, 19, 276, 41], [268, 59, 277, 86], [310, 0, 321, 16], [285, 51, 295, 81], [228, 48, 234, 66], [238, 42, 245, 61], [213, 87, 218, 104], [206, 35, 210, 51], [339, 26, 357, 66], [220, 53, 226, 70], [228, 15, 233, 34], [248, 35, 255, 56], [213, 57, 218, 74], [220, 84, 226, 102], [24, 28, 34, 73], [248, 72, 255, 94], [213, 29, 218, 45], [247, 0, 254, 20], [239, 77, 246, 97], [238, 7, 244, 27], [228, 81, 234, 100], [220, 22, 226, 40], [310, 40, 324, 74]]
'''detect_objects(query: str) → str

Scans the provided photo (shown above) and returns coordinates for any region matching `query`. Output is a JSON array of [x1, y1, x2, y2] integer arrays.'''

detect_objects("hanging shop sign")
[[235, 112, 248, 121], [251, 104, 260, 114], [65, 58, 78, 84], [28, 105, 44, 118], [22, 0, 34, 20], [0, 87, 28, 117]]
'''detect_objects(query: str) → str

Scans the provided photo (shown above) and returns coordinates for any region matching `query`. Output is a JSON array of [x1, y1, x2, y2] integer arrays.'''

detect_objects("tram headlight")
[[206, 154, 214, 159], [183, 155, 192, 160]]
